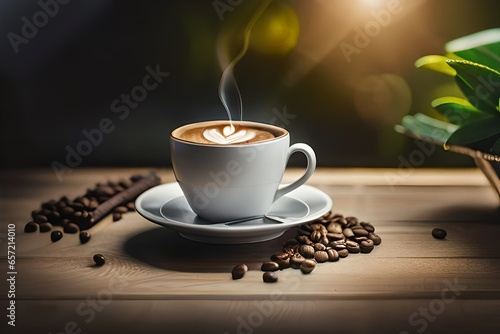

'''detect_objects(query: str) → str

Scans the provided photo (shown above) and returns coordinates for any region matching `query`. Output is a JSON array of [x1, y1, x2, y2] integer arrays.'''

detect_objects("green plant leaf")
[[446, 116, 500, 146], [415, 55, 456, 76], [400, 113, 455, 144], [446, 59, 500, 115], [445, 28, 500, 71], [431, 96, 492, 125]]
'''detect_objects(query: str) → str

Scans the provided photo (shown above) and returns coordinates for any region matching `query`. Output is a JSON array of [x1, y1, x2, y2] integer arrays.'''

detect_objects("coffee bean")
[[93, 254, 106, 266], [300, 259, 317, 274], [96, 185, 116, 197], [350, 225, 364, 230], [342, 228, 354, 239], [346, 216, 359, 226], [353, 228, 369, 237], [346, 240, 361, 253], [296, 235, 312, 245], [298, 244, 315, 258], [313, 243, 326, 252], [314, 251, 329, 263], [360, 239, 375, 253], [231, 264, 248, 280], [114, 206, 128, 214], [360, 222, 375, 233], [326, 232, 344, 240], [89, 199, 99, 210], [432, 228, 447, 240], [24, 221, 38, 233], [126, 201, 135, 211], [297, 227, 311, 236], [337, 249, 349, 258], [326, 222, 342, 234], [39, 222, 52, 232], [119, 179, 133, 189], [261, 261, 279, 271], [290, 253, 305, 269], [80, 197, 91, 208], [42, 202, 57, 211], [368, 232, 382, 245], [112, 212, 122, 222], [327, 248, 339, 262], [50, 230, 63, 242], [64, 223, 79, 234], [71, 203, 86, 212], [354, 236, 368, 243], [310, 230, 322, 242], [330, 240, 346, 251], [271, 252, 290, 270], [263, 271, 278, 283], [33, 214, 48, 224], [61, 206, 75, 217], [320, 236, 330, 246], [79, 231, 91, 244]]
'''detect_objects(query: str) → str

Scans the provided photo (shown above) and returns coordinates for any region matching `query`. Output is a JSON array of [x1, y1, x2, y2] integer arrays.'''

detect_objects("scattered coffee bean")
[[360, 222, 375, 232], [327, 248, 339, 262], [232, 213, 382, 283], [112, 212, 122, 222], [24, 221, 38, 233], [114, 206, 128, 214], [263, 271, 278, 283], [50, 230, 63, 242], [314, 251, 329, 263], [346, 240, 361, 253], [231, 264, 248, 280], [64, 223, 79, 234], [33, 214, 48, 224], [299, 244, 315, 258], [93, 254, 106, 266], [271, 252, 290, 270], [39, 222, 53, 232], [300, 259, 317, 274], [432, 228, 447, 240], [79, 231, 91, 244], [337, 249, 349, 258], [353, 228, 369, 237], [261, 261, 280, 271], [26, 172, 161, 240], [360, 239, 375, 253], [368, 232, 382, 245], [290, 253, 305, 269], [342, 227, 354, 239]]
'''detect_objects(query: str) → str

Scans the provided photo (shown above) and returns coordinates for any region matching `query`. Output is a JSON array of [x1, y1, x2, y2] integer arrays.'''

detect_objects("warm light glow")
[[360, 0, 383, 9], [249, 2, 299, 55]]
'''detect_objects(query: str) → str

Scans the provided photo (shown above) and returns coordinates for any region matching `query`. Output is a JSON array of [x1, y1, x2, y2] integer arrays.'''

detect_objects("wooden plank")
[[12, 299, 500, 334]]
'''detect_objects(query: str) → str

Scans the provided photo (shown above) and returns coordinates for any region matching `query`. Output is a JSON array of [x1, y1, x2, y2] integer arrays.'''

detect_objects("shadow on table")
[[122, 226, 296, 272], [424, 204, 500, 223]]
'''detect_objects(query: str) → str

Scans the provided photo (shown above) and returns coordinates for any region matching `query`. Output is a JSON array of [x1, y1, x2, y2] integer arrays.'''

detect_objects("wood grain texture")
[[1, 168, 499, 334]]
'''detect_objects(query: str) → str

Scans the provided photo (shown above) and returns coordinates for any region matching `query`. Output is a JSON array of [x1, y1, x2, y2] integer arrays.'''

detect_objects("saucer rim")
[[135, 182, 332, 237]]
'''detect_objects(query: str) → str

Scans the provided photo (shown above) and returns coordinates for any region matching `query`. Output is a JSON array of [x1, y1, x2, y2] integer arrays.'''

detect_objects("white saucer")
[[135, 182, 332, 244]]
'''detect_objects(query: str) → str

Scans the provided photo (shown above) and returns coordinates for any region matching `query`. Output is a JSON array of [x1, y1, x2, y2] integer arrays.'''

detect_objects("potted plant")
[[396, 28, 500, 199]]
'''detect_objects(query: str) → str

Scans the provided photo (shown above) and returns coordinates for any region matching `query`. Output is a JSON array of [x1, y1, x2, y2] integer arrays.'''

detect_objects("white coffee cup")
[[170, 120, 316, 222]]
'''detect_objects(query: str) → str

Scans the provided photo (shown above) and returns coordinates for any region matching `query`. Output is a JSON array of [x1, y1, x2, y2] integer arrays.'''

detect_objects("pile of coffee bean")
[[24, 172, 161, 243], [232, 212, 382, 282]]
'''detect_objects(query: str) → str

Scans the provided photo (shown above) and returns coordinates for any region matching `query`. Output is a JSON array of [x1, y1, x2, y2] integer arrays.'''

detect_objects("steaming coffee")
[[172, 121, 281, 145]]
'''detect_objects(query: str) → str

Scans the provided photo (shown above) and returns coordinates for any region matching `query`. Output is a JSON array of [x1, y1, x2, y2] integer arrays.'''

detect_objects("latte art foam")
[[176, 123, 277, 145], [203, 125, 257, 144]]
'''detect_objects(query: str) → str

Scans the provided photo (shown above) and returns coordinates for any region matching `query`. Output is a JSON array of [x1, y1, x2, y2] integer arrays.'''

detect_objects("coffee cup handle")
[[274, 143, 316, 202]]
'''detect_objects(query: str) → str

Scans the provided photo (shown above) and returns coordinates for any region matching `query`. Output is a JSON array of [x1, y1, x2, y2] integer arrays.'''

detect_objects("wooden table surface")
[[1, 168, 500, 334]]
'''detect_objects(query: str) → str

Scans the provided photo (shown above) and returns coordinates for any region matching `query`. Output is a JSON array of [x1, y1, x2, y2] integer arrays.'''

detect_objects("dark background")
[[1, 0, 499, 170]]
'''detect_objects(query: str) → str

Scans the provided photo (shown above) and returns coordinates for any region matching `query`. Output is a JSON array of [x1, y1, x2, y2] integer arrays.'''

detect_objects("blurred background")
[[1, 0, 499, 170]]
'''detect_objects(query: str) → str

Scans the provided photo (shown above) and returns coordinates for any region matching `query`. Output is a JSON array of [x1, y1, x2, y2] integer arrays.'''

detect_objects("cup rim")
[[170, 120, 288, 147]]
